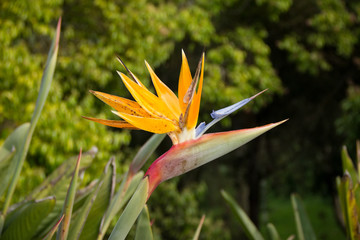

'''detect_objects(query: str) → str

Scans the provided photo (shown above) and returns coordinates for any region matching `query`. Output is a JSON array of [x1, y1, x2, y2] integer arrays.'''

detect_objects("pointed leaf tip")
[[146, 120, 287, 194], [192, 215, 205, 240]]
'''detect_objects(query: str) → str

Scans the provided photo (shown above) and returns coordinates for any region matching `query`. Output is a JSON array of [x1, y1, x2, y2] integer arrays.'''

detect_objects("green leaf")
[[31, 148, 95, 237], [0, 123, 29, 199], [337, 174, 360, 240], [291, 194, 317, 240], [42, 215, 64, 240], [2, 18, 61, 215], [97, 171, 144, 239], [108, 177, 149, 240], [0, 213, 4, 236], [221, 190, 264, 240], [135, 205, 153, 240], [356, 140, 360, 179], [57, 150, 82, 240], [129, 134, 165, 175], [68, 157, 116, 240], [28, 147, 96, 200], [1, 197, 56, 240], [267, 223, 281, 240], [192, 215, 205, 240], [342, 146, 358, 183], [97, 134, 163, 239]]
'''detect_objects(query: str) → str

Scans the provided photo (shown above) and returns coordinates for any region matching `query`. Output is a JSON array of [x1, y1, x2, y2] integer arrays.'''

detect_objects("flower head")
[[84, 51, 265, 145]]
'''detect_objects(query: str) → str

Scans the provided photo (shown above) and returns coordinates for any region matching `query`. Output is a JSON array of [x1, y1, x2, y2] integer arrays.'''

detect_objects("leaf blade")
[[2, 18, 61, 215], [291, 194, 317, 240], [134, 205, 153, 240], [56, 150, 82, 240], [108, 177, 149, 240], [221, 190, 264, 240]]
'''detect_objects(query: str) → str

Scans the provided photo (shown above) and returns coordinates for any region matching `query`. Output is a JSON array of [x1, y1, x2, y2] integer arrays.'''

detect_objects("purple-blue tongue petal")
[[195, 90, 267, 138], [210, 98, 251, 119]]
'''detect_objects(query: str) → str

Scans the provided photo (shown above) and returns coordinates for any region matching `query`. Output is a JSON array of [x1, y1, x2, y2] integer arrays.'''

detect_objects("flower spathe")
[[84, 51, 267, 145]]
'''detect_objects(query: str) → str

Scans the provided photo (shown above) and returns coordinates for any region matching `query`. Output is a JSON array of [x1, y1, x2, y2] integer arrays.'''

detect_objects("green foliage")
[[1, 197, 56, 240], [221, 190, 334, 240], [1, 0, 360, 239], [277, 0, 360, 75], [149, 180, 230, 240], [134, 205, 153, 240], [261, 195, 344, 239], [221, 189, 265, 240], [0, 0, 285, 181], [291, 194, 316, 240], [337, 143, 360, 240], [336, 86, 360, 150]]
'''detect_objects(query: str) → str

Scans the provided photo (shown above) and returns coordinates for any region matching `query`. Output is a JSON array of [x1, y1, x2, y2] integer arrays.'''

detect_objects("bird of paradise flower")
[[84, 51, 286, 195], [84, 51, 286, 240]]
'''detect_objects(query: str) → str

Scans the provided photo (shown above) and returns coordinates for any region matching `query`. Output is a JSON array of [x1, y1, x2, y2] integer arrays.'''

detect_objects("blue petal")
[[195, 90, 267, 138], [210, 98, 251, 119], [195, 122, 206, 137]]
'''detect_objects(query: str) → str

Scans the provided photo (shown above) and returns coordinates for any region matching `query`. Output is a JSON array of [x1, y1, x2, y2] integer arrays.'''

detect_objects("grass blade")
[[221, 190, 264, 240], [57, 149, 82, 240], [135, 205, 153, 240], [267, 223, 282, 240], [2, 18, 61, 215], [291, 194, 317, 240], [192, 215, 205, 240]]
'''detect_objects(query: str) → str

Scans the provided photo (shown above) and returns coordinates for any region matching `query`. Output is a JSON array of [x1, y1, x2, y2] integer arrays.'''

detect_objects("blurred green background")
[[1, 0, 359, 239]]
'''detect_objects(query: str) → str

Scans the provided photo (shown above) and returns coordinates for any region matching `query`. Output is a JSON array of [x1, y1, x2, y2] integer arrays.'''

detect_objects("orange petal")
[[90, 90, 152, 117], [145, 61, 181, 117], [113, 111, 178, 134], [187, 53, 205, 129], [178, 50, 193, 114], [118, 71, 177, 120], [82, 116, 139, 129]]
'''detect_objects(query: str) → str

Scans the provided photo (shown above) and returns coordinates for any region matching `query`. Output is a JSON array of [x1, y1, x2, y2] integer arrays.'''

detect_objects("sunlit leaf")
[[2, 18, 61, 216], [0, 123, 29, 200]]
